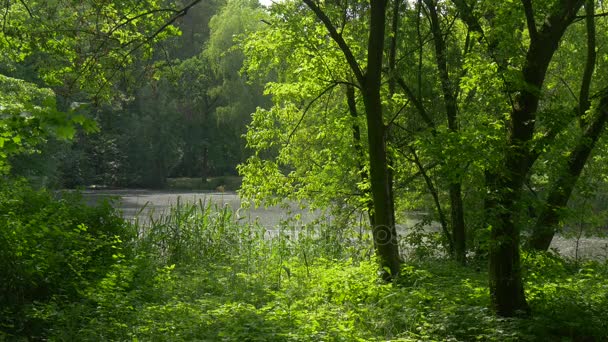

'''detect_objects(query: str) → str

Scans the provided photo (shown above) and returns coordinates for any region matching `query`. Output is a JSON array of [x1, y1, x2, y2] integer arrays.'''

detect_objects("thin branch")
[[302, 0, 364, 84], [112, 8, 180, 35], [404, 146, 453, 251], [394, 160, 440, 189], [396, 76, 435, 129], [133, 0, 202, 50], [93, 0, 203, 98], [574, 11, 608, 22], [557, 75, 579, 102], [316, 78, 361, 90], [578, 0, 596, 125], [287, 83, 338, 144], [387, 99, 410, 128], [18, 0, 33, 18]]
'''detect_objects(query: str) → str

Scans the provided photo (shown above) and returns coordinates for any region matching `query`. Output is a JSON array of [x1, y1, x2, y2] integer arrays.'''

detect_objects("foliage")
[[0, 75, 97, 175], [42, 0, 269, 188], [4, 196, 606, 341], [0, 0, 180, 99], [0, 179, 134, 339]]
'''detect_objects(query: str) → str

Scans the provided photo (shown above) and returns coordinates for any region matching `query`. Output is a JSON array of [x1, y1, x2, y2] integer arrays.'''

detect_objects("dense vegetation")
[[6, 0, 268, 188], [1, 181, 607, 341], [1, 0, 608, 340]]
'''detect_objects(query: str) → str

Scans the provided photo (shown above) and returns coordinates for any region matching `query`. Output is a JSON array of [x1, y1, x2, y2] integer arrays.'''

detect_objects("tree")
[[0, 0, 207, 183], [241, 0, 402, 277], [527, 0, 608, 251]]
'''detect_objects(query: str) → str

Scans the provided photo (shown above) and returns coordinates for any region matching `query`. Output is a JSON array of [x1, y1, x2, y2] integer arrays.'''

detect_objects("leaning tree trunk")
[[529, 95, 608, 250], [528, 0, 600, 251]]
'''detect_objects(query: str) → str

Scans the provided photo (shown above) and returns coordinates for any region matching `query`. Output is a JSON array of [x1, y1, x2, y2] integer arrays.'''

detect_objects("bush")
[[3, 188, 607, 341], [0, 178, 134, 339]]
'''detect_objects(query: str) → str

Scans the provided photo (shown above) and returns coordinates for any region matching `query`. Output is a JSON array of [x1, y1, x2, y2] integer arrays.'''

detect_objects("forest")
[[2, 0, 608, 340]]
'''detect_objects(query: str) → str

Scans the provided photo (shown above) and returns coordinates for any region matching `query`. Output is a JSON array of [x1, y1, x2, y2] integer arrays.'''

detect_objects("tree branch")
[[92, 0, 204, 98], [18, 0, 33, 18], [287, 82, 338, 144], [574, 11, 608, 22], [521, 0, 537, 42], [302, 0, 364, 85], [578, 0, 596, 125], [396, 76, 435, 129]]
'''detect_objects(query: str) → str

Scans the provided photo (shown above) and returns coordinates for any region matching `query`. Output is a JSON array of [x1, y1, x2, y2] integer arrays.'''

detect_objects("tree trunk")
[[528, 0, 600, 251], [529, 95, 608, 250], [450, 183, 466, 263], [424, 0, 466, 264], [362, 90, 401, 277], [347, 84, 375, 226], [362, 0, 401, 277], [485, 0, 583, 316], [303, 0, 401, 277], [486, 168, 530, 316]]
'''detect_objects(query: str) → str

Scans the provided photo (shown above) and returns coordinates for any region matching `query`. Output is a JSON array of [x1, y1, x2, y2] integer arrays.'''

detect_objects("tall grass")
[[9, 195, 607, 341]]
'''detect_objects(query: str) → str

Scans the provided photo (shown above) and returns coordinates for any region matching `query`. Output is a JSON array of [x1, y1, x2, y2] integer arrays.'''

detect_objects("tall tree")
[[527, 0, 607, 251], [453, 0, 585, 315], [301, 0, 401, 277]]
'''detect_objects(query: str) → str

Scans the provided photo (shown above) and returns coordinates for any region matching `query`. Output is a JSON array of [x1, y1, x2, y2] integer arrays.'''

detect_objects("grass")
[[2, 187, 608, 341]]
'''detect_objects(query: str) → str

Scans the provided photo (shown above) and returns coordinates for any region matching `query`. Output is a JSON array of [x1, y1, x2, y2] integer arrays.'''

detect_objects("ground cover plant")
[[2, 183, 607, 341]]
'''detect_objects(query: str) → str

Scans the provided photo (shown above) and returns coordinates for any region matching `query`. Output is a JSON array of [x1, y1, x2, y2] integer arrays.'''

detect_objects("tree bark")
[[303, 0, 401, 277], [362, 0, 401, 277], [487, 0, 583, 316], [450, 0, 584, 316]]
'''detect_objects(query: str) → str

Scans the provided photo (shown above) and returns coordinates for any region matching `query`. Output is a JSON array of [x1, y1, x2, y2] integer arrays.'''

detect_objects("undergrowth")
[[1, 181, 607, 341]]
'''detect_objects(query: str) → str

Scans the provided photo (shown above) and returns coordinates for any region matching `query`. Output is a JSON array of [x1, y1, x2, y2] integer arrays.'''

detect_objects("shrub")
[[0, 178, 134, 339]]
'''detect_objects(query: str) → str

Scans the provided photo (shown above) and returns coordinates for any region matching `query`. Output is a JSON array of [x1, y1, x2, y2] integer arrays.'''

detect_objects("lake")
[[81, 189, 608, 261]]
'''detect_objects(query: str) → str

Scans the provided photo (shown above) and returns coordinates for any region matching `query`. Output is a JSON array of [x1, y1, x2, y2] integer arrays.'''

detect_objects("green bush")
[[3, 189, 607, 341], [0, 178, 134, 339]]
